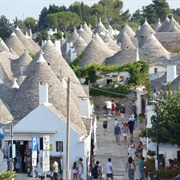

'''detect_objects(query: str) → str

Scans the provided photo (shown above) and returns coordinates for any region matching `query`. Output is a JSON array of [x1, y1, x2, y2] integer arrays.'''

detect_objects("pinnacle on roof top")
[[143, 17, 148, 25], [37, 51, 46, 63], [10, 78, 19, 89], [11, 32, 16, 36], [15, 26, 20, 31]]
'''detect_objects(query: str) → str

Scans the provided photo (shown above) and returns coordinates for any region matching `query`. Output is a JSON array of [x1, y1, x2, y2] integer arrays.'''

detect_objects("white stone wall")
[[5, 104, 88, 178]]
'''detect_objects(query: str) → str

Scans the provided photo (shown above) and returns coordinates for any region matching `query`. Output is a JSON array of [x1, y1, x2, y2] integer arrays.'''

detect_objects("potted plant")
[[0, 171, 17, 180]]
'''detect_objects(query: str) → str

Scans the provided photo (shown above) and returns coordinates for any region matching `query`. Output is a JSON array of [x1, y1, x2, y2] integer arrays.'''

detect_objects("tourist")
[[136, 141, 143, 159], [119, 104, 125, 124], [126, 157, 136, 180], [72, 161, 78, 180], [114, 123, 121, 145], [128, 139, 135, 160], [78, 158, 84, 180], [122, 123, 129, 145], [104, 99, 112, 117], [111, 100, 116, 117], [52, 158, 59, 180], [93, 161, 100, 180], [114, 118, 118, 127], [132, 111, 138, 127], [139, 156, 145, 180], [102, 115, 108, 135], [128, 117, 134, 139], [106, 158, 114, 180]]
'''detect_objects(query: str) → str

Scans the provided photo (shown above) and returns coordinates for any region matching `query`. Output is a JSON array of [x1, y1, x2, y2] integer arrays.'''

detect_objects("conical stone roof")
[[136, 19, 156, 48], [25, 40, 87, 98], [0, 51, 18, 84], [157, 16, 170, 32], [160, 15, 180, 32], [11, 50, 32, 77], [93, 18, 107, 35], [119, 32, 136, 50], [154, 18, 162, 32], [0, 38, 9, 52], [83, 22, 93, 35], [139, 34, 172, 61], [169, 25, 180, 33], [0, 83, 17, 107], [94, 33, 115, 55], [67, 28, 79, 44], [120, 23, 135, 37], [102, 33, 120, 52], [104, 48, 137, 65], [15, 27, 37, 53], [10, 53, 87, 135], [0, 98, 13, 124], [78, 38, 110, 67], [5, 32, 26, 56], [78, 25, 92, 44], [60, 37, 67, 57], [74, 36, 87, 55]]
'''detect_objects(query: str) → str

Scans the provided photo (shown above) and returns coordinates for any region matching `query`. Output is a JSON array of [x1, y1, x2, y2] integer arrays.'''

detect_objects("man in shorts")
[[52, 158, 59, 180], [106, 158, 114, 180]]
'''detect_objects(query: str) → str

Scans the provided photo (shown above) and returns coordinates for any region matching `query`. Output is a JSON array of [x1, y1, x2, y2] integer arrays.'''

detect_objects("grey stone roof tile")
[[10, 53, 87, 135]]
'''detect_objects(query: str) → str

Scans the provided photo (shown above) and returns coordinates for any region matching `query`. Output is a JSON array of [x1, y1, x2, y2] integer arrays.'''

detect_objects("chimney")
[[66, 41, 73, 53], [136, 49, 139, 61], [54, 39, 62, 55], [39, 82, 49, 105], [166, 65, 177, 83], [70, 47, 77, 63]]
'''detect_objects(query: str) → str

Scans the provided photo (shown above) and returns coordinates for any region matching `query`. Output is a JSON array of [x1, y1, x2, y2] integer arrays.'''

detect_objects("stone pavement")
[[95, 110, 146, 180]]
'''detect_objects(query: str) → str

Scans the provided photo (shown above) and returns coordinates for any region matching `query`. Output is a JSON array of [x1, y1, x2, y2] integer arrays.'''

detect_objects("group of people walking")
[[92, 100, 145, 180]]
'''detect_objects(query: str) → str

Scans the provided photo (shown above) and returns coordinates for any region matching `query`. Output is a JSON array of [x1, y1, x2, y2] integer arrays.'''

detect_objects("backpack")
[[92, 165, 99, 178], [120, 107, 125, 113]]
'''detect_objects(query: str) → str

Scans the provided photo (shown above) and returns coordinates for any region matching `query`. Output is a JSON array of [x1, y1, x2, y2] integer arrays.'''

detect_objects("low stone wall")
[[92, 95, 136, 115]]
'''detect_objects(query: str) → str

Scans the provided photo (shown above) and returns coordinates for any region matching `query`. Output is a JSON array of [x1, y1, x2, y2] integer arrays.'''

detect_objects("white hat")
[[129, 117, 132, 121]]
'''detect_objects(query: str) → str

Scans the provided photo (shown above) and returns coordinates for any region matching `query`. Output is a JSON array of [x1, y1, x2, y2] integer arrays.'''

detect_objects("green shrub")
[[0, 171, 17, 179], [89, 85, 131, 98]]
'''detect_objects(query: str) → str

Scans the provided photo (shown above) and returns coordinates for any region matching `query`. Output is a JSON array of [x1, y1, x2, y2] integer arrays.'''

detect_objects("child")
[[72, 161, 78, 180], [114, 118, 118, 127]]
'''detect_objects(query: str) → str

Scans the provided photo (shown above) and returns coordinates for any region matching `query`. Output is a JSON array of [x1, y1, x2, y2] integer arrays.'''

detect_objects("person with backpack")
[[92, 161, 100, 180], [119, 104, 125, 124]]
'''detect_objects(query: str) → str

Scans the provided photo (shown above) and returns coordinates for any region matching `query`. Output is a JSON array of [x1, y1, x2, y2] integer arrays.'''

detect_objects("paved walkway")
[[95, 110, 146, 180]]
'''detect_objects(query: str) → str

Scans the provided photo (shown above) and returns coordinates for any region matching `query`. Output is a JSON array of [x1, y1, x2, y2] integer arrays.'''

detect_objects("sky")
[[0, 0, 178, 23]]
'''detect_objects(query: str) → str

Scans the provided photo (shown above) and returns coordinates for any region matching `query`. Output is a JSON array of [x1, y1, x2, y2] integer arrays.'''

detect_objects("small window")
[[154, 68, 158, 74], [56, 141, 63, 152]]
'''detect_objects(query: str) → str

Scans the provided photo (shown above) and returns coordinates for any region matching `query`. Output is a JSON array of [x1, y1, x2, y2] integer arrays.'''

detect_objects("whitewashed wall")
[[5, 104, 88, 178]]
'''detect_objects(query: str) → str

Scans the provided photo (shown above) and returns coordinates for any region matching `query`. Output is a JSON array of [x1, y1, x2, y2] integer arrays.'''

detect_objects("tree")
[[171, 8, 180, 22], [0, 15, 13, 40], [101, 0, 131, 29], [131, 0, 171, 25], [69, 2, 91, 23], [152, 0, 171, 20], [24, 17, 37, 32], [46, 12, 81, 32], [38, 7, 49, 31], [141, 90, 180, 147], [13, 17, 28, 33]]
